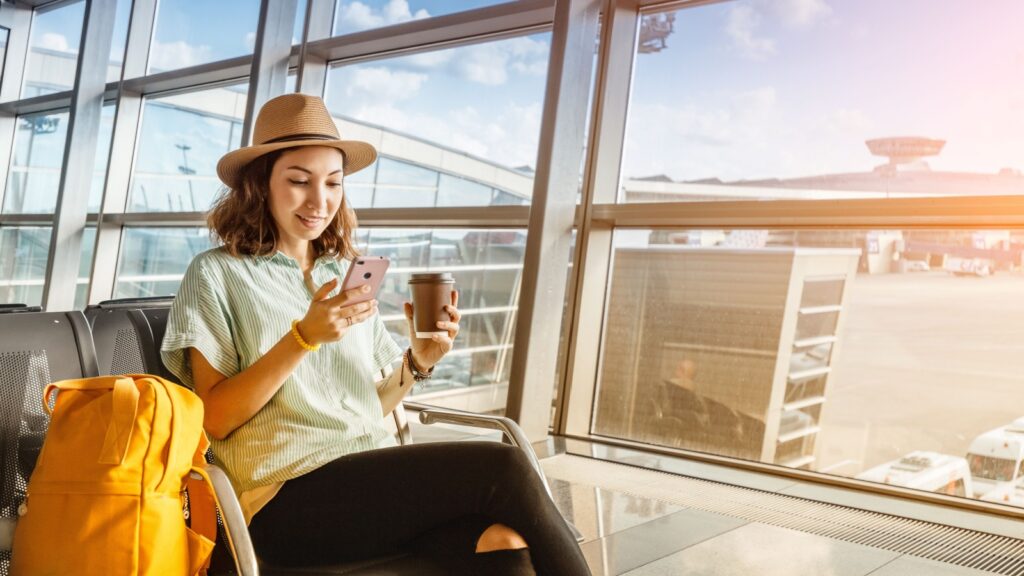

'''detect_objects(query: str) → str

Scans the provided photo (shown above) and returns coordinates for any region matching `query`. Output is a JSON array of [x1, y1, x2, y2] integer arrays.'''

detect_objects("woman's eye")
[[289, 179, 309, 185], [328, 182, 343, 188]]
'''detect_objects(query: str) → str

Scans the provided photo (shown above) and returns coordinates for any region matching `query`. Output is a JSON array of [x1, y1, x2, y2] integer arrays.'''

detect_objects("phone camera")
[[363, 272, 372, 279]]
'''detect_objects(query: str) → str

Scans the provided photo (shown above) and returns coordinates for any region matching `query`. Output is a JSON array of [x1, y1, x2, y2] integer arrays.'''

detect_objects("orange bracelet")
[[290, 320, 320, 352]]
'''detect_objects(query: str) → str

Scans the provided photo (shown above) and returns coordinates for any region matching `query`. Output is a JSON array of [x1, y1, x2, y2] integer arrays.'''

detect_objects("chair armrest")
[[203, 464, 260, 576], [408, 403, 548, 494], [408, 402, 586, 543]]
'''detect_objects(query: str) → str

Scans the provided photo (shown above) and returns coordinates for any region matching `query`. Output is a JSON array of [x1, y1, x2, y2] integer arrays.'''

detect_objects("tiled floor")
[[407, 418, 1007, 575]]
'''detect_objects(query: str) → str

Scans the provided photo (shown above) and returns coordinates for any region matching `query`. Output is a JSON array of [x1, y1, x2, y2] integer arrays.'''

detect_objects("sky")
[[623, 0, 1024, 182], [20, 0, 1024, 185]]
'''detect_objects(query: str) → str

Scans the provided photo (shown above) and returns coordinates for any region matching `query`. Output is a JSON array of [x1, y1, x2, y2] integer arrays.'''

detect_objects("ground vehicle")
[[856, 451, 972, 497], [945, 256, 992, 277], [979, 478, 1024, 507], [965, 417, 1024, 498]]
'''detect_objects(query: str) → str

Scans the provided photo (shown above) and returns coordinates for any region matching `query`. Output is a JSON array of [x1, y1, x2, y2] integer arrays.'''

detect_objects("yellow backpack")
[[10, 374, 218, 575]]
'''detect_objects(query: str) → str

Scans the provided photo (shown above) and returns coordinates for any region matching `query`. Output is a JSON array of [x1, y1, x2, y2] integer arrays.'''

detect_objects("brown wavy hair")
[[207, 148, 360, 260]]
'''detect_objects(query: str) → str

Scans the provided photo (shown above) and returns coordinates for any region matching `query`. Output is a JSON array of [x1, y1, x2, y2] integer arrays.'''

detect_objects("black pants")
[[247, 442, 590, 576]]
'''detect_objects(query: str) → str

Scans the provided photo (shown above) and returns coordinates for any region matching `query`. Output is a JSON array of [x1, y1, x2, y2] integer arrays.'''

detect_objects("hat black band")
[[262, 133, 337, 144]]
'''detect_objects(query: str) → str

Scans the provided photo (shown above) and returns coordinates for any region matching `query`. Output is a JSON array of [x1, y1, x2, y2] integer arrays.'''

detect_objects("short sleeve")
[[371, 312, 403, 374], [161, 254, 240, 389]]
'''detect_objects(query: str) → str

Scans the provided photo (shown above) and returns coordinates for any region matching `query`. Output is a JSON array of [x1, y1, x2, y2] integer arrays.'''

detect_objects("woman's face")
[[267, 146, 345, 248]]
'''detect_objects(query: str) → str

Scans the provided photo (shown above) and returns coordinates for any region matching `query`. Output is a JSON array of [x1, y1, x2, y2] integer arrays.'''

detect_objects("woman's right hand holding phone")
[[296, 278, 378, 347]]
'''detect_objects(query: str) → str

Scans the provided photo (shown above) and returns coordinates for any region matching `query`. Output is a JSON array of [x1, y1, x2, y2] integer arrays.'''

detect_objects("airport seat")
[[0, 311, 98, 572], [88, 298, 577, 575]]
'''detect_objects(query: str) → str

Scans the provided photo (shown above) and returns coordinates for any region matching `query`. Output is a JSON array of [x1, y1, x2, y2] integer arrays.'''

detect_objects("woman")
[[161, 93, 590, 575]]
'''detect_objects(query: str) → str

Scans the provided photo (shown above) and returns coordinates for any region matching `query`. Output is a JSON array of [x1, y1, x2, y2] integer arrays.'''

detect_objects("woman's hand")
[[405, 290, 460, 370], [297, 278, 378, 347]]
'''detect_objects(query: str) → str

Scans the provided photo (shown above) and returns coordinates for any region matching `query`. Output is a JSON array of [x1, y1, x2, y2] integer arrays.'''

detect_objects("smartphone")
[[339, 256, 390, 306]]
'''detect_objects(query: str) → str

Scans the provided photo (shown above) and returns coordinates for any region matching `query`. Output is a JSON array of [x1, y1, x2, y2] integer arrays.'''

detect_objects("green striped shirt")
[[161, 247, 403, 494]]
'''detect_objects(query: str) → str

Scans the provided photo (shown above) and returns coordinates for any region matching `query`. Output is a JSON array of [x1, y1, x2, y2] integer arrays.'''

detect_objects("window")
[[590, 227, 1024, 506], [324, 33, 548, 207], [358, 227, 527, 413], [129, 82, 248, 212], [333, 0, 516, 36], [619, 1, 1024, 203], [149, 0, 260, 73], [0, 227, 49, 306], [114, 227, 213, 298], [23, 1, 84, 97], [2, 110, 71, 215]]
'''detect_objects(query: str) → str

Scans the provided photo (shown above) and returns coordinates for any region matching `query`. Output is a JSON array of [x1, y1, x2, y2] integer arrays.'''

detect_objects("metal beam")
[[505, 0, 601, 441], [241, 0, 300, 145], [87, 0, 157, 305], [310, 0, 554, 64], [42, 0, 118, 311], [295, 0, 334, 95], [590, 196, 1024, 229], [558, 0, 641, 436]]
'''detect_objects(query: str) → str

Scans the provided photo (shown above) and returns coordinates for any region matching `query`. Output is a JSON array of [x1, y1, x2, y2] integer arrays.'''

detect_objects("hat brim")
[[216, 139, 377, 190]]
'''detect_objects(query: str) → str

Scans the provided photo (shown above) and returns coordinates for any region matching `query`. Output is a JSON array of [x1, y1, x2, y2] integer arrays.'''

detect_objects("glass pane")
[[114, 227, 214, 297], [0, 226, 49, 306], [592, 227, 1024, 509], [89, 103, 117, 212], [324, 33, 549, 207], [0, 27, 10, 89], [75, 226, 96, 309], [357, 228, 527, 413], [23, 1, 84, 97], [2, 111, 71, 214], [149, 0, 259, 73], [129, 82, 248, 212], [334, 0, 513, 36], [621, 1, 1024, 203], [106, 0, 133, 83]]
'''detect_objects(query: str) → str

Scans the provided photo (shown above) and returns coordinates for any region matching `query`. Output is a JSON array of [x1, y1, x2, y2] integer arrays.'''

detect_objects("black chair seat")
[[260, 553, 448, 575]]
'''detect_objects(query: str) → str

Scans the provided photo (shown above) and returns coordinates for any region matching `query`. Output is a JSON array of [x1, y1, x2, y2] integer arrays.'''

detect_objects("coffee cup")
[[409, 272, 455, 339]]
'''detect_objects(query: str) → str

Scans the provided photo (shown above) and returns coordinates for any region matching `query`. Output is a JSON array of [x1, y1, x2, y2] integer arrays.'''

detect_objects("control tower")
[[866, 137, 945, 173]]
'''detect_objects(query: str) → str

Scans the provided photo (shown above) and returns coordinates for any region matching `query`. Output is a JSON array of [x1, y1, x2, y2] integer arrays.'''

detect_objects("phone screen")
[[340, 256, 390, 305]]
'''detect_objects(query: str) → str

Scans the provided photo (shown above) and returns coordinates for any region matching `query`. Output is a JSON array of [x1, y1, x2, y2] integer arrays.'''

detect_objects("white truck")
[[856, 451, 972, 497], [965, 417, 1024, 498]]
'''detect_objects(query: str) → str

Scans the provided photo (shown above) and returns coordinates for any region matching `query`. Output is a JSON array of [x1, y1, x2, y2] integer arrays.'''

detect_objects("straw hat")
[[216, 93, 377, 189]]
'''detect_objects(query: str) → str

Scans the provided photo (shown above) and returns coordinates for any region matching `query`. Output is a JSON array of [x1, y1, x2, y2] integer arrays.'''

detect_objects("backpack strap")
[[186, 437, 218, 575], [44, 376, 140, 465]]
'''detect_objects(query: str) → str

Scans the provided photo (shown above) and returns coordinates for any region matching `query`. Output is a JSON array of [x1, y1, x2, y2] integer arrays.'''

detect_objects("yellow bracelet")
[[290, 320, 320, 352]]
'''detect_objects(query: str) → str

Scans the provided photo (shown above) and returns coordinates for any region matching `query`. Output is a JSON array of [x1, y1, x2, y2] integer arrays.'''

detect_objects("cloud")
[[336, 0, 430, 32], [148, 40, 213, 72], [245, 32, 256, 51], [767, 0, 831, 28], [725, 5, 775, 60], [344, 66, 428, 103], [38, 32, 72, 53], [454, 36, 549, 86]]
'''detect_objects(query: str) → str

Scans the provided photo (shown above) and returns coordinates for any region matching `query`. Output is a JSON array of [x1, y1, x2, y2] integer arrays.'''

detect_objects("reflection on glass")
[[114, 228, 214, 298], [592, 227, 1024, 509], [333, 0, 512, 36], [359, 228, 527, 413], [325, 33, 548, 207], [149, 0, 259, 73], [2, 111, 71, 214], [106, 0, 133, 83], [129, 83, 247, 212], [0, 227, 49, 306], [620, 1, 1024, 203], [23, 1, 84, 97]]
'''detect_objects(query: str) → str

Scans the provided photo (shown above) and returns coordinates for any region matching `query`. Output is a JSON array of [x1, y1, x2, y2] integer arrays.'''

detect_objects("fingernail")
[[362, 285, 370, 292], [436, 321, 444, 328]]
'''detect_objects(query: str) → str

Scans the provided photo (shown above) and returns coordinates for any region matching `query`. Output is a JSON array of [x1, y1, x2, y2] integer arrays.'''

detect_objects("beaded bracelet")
[[290, 320, 320, 352]]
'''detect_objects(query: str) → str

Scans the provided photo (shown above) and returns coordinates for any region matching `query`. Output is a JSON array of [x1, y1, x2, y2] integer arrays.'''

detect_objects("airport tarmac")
[[816, 270, 1024, 481]]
